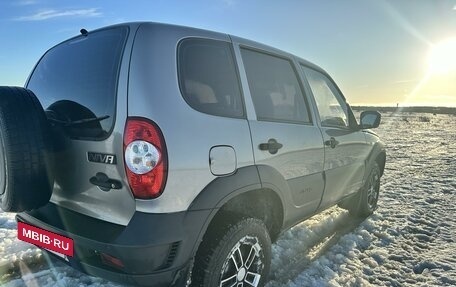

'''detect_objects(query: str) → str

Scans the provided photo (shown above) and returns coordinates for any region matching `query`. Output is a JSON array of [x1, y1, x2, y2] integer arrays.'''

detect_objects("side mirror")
[[360, 111, 381, 129]]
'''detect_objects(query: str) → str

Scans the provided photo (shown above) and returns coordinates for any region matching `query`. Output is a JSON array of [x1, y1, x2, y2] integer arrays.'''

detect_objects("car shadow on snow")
[[266, 207, 364, 286]]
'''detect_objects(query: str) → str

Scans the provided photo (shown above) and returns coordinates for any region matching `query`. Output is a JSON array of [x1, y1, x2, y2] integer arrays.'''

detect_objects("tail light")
[[124, 117, 168, 199]]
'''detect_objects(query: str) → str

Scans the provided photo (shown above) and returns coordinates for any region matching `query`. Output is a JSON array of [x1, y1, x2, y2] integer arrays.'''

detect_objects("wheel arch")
[[215, 188, 284, 242], [364, 141, 386, 180], [188, 165, 286, 258], [375, 149, 386, 176]]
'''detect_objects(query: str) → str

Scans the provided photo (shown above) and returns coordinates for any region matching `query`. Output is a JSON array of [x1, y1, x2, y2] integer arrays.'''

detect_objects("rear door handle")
[[259, 138, 283, 154], [324, 137, 338, 148]]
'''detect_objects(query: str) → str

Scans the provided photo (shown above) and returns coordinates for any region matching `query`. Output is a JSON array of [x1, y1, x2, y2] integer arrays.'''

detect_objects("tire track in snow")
[[266, 209, 363, 286]]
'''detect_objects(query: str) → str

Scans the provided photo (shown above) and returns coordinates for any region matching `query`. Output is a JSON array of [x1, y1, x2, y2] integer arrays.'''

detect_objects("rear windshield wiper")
[[48, 115, 110, 127]]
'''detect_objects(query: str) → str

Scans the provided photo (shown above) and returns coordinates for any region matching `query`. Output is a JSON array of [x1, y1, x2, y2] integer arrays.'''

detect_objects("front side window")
[[178, 39, 244, 118], [241, 48, 311, 124], [303, 67, 349, 128]]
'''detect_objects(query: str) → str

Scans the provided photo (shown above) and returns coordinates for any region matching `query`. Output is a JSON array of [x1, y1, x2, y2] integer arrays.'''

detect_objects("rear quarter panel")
[[128, 23, 254, 213]]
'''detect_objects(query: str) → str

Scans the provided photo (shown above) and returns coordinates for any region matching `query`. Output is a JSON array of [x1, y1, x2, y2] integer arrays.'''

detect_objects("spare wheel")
[[0, 86, 54, 212]]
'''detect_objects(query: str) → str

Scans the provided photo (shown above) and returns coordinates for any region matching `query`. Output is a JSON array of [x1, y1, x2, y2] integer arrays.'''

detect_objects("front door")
[[302, 66, 370, 208]]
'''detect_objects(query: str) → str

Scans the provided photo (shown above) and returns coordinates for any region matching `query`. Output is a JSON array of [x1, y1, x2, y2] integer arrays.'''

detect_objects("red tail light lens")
[[124, 117, 168, 199]]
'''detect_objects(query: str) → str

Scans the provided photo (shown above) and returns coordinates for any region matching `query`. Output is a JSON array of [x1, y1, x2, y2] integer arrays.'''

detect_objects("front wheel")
[[191, 217, 271, 287], [349, 162, 381, 217]]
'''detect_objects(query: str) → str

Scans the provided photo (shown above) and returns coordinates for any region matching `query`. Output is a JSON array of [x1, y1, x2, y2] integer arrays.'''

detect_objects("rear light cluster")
[[124, 117, 168, 199]]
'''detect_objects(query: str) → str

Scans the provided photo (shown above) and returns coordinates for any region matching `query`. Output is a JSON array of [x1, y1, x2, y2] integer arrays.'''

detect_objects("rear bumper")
[[17, 203, 213, 286]]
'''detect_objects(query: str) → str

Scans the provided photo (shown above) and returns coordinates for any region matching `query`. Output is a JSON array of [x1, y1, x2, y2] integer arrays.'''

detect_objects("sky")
[[0, 0, 455, 107]]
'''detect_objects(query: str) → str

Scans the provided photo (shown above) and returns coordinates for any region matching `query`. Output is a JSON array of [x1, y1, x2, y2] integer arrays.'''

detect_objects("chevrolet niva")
[[0, 22, 385, 287]]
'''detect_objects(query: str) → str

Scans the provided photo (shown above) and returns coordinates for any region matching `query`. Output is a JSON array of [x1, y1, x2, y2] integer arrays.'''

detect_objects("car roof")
[[95, 21, 328, 74]]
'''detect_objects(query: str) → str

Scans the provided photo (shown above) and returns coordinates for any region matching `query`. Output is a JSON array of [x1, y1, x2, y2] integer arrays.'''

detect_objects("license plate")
[[17, 222, 74, 257]]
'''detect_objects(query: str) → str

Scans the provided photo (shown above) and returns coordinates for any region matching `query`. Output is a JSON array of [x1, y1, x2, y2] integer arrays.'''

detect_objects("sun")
[[427, 37, 456, 75]]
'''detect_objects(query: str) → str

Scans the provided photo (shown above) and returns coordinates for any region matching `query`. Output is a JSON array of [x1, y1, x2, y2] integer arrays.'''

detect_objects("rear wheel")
[[191, 217, 271, 287], [349, 162, 381, 217], [0, 87, 54, 212]]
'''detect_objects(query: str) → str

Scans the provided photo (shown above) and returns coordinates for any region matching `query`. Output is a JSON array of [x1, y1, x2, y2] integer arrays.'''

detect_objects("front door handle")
[[324, 137, 338, 149], [259, 138, 283, 154]]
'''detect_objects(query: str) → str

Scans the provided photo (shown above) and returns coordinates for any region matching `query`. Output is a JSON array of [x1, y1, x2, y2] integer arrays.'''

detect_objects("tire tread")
[[0, 86, 53, 212]]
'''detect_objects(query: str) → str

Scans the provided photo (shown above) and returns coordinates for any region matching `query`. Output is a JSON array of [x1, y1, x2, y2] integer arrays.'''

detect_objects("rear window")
[[27, 27, 128, 140], [178, 38, 244, 118]]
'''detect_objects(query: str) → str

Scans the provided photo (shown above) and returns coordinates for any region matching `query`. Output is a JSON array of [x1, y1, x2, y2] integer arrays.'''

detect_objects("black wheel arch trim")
[[188, 165, 287, 212], [187, 165, 289, 256], [364, 141, 386, 181]]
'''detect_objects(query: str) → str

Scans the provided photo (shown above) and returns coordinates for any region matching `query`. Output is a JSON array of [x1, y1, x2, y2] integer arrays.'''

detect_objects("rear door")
[[26, 26, 136, 225], [234, 44, 325, 220], [301, 66, 370, 208]]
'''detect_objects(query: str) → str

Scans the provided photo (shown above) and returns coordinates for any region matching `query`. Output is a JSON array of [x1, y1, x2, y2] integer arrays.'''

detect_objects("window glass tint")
[[178, 39, 244, 118], [27, 27, 128, 139], [303, 67, 349, 128], [241, 48, 310, 123]]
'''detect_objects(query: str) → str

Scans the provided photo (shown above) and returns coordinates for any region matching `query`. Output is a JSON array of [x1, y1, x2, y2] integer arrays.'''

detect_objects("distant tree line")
[[351, 106, 456, 115]]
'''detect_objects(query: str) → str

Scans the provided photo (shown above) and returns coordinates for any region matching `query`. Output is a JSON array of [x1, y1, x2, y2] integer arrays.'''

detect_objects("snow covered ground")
[[1, 112, 455, 286]]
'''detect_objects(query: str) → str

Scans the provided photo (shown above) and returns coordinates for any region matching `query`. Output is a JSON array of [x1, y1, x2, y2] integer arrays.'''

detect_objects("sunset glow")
[[428, 37, 456, 75]]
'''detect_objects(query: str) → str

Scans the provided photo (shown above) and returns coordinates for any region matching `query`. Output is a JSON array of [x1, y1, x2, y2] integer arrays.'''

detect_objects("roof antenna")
[[80, 29, 88, 36]]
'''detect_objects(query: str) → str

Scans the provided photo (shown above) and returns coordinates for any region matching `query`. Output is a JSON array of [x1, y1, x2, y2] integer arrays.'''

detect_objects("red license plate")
[[17, 222, 74, 257]]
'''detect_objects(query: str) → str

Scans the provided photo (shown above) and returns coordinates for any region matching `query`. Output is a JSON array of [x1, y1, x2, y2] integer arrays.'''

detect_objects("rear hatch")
[[26, 25, 136, 225]]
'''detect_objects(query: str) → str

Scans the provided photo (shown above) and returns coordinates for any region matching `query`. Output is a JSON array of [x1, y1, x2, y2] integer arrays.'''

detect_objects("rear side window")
[[27, 27, 128, 140], [178, 39, 244, 118], [241, 48, 311, 124]]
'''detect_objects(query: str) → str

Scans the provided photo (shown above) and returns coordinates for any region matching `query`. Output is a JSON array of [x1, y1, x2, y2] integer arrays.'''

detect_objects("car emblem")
[[87, 152, 117, 165]]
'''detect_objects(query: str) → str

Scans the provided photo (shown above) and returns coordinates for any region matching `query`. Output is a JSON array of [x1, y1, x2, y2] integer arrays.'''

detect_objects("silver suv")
[[0, 22, 385, 287]]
